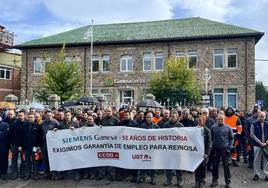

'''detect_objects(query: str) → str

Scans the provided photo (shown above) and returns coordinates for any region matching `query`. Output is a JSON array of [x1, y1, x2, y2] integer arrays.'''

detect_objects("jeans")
[[253, 146, 268, 176]]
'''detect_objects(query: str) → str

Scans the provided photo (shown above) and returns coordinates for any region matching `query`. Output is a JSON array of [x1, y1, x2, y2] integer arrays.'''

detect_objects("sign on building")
[[256, 100, 264, 107]]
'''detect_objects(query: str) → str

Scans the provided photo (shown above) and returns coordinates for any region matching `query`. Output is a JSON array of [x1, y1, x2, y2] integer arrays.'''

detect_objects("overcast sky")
[[1, 0, 267, 84]]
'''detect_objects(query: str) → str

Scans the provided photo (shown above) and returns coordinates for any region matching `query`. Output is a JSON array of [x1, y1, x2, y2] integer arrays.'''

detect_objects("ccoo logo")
[[97, 152, 119, 159]]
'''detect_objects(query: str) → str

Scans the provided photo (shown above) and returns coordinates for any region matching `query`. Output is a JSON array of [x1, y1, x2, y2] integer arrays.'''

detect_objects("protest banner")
[[46, 126, 204, 172]]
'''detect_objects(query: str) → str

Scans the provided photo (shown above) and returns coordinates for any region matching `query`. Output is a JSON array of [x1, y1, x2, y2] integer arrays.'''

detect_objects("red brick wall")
[[0, 68, 21, 101]]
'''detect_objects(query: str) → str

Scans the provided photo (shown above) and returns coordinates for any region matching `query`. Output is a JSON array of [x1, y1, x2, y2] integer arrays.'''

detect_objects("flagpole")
[[90, 20, 94, 96]]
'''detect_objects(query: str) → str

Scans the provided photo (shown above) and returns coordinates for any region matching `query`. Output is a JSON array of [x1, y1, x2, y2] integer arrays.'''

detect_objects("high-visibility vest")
[[225, 115, 242, 134], [152, 116, 161, 124]]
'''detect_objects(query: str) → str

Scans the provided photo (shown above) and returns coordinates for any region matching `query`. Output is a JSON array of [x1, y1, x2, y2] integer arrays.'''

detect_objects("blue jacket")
[[0, 121, 9, 152], [251, 121, 268, 147]]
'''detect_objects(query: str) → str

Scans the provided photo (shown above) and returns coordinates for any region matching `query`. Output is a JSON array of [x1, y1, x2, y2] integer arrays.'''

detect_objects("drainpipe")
[[84, 48, 87, 95], [244, 40, 248, 112], [12, 56, 15, 94], [25, 49, 28, 100]]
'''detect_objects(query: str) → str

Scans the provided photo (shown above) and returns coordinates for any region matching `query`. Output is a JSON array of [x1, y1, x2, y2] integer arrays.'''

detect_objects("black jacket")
[[179, 118, 196, 127], [41, 119, 60, 146], [0, 121, 9, 152], [119, 119, 138, 127], [5, 118, 23, 145], [158, 118, 170, 128], [167, 120, 184, 128], [20, 121, 42, 150], [202, 126, 212, 155], [205, 117, 215, 130], [100, 116, 120, 126], [140, 122, 159, 129], [59, 120, 79, 130]]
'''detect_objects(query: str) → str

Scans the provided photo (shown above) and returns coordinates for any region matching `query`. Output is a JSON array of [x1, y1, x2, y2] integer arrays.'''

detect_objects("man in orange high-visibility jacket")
[[225, 107, 242, 167], [152, 109, 162, 124]]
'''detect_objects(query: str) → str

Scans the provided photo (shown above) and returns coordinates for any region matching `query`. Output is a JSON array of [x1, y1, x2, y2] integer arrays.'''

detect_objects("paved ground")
[[0, 162, 267, 188]]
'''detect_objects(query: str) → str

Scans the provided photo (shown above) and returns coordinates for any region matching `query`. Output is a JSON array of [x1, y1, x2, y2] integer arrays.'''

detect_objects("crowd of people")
[[0, 104, 268, 188]]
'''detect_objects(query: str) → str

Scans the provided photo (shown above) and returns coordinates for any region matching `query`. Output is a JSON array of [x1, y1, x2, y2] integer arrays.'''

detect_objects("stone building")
[[16, 17, 264, 111], [0, 25, 21, 101]]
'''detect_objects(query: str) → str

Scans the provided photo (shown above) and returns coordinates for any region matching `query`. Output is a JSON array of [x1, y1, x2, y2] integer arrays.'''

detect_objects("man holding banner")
[[98, 106, 120, 181], [40, 109, 59, 179], [194, 115, 212, 188], [57, 110, 80, 181], [163, 110, 184, 187], [137, 111, 159, 185]]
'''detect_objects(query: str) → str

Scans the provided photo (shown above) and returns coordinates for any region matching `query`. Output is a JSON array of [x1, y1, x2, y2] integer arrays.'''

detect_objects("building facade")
[[0, 25, 21, 101], [16, 18, 264, 111]]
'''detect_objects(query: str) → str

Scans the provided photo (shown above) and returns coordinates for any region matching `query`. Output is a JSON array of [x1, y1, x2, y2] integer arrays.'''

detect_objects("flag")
[[84, 26, 92, 40], [84, 21, 93, 40]]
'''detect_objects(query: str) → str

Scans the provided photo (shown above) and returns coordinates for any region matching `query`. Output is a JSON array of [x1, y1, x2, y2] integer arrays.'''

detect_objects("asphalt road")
[[0, 162, 267, 188]]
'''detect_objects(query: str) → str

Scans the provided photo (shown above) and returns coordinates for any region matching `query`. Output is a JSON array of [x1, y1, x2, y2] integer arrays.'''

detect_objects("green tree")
[[149, 57, 201, 107], [35, 87, 51, 102], [38, 45, 83, 101], [255, 81, 268, 109]]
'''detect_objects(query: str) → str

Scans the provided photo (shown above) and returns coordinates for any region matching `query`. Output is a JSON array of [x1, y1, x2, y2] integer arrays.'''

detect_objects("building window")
[[34, 57, 44, 74], [188, 50, 197, 69], [44, 58, 51, 72], [155, 52, 164, 70], [143, 52, 152, 71], [214, 88, 223, 109], [175, 51, 186, 65], [120, 55, 133, 72], [92, 89, 99, 98], [92, 56, 99, 72], [101, 89, 110, 105], [102, 55, 110, 72], [227, 88, 237, 108], [227, 48, 237, 68], [64, 56, 72, 66], [214, 49, 224, 69], [175, 51, 185, 58], [120, 90, 134, 105], [0, 66, 11, 80]]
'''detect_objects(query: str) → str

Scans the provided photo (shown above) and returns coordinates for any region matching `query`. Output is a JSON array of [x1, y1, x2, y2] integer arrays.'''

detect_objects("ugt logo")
[[132, 154, 151, 160]]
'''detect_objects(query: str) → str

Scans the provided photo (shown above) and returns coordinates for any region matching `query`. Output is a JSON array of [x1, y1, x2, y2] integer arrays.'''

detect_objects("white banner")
[[46, 126, 204, 172]]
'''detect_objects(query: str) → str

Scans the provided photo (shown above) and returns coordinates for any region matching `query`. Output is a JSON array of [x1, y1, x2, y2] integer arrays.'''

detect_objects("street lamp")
[[25, 99, 28, 105], [167, 98, 170, 109], [202, 67, 211, 95], [97, 94, 106, 108], [84, 20, 94, 96]]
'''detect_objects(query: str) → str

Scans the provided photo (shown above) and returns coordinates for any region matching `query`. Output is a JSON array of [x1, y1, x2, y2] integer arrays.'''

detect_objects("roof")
[[16, 17, 264, 48]]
